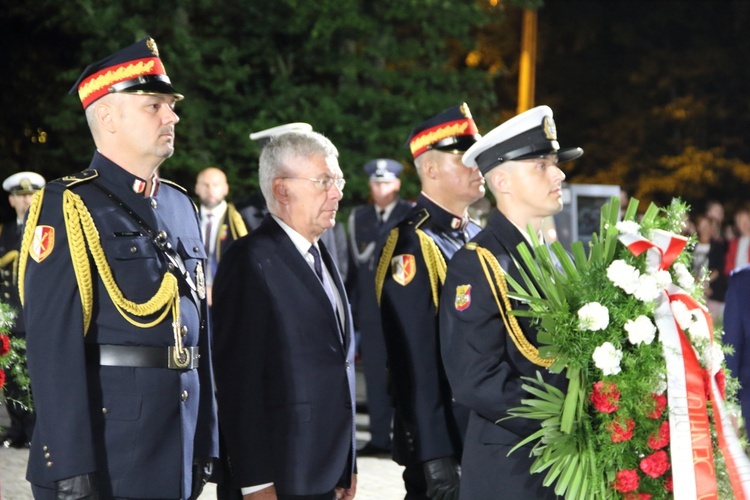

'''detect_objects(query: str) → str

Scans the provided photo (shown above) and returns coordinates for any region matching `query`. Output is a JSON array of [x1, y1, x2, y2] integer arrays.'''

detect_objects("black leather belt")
[[86, 344, 199, 370]]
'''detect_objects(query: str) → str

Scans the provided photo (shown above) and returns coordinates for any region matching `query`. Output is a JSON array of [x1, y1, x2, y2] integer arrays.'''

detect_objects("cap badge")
[[391, 254, 416, 286], [20, 178, 32, 190], [455, 284, 472, 311], [543, 116, 557, 141], [375, 159, 388, 177], [30, 225, 55, 263], [146, 38, 159, 57], [195, 262, 206, 300], [460, 102, 472, 119]]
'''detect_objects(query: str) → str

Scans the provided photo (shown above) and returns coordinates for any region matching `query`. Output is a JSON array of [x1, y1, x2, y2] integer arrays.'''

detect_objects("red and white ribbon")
[[621, 231, 750, 499]]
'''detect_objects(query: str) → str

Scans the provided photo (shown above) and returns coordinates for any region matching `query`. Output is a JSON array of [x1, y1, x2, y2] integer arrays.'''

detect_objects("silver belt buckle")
[[168, 346, 200, 370]]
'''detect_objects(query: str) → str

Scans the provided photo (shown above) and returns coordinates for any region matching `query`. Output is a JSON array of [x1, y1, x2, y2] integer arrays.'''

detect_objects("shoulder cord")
[[469, 243, 554, 368], [375, 227, 398, 306], [18, 189, 187, 365], [227, 203, 248, 239], [416, 229, 447, 311]]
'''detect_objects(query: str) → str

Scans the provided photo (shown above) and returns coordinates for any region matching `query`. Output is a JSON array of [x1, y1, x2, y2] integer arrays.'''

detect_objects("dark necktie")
[[378, 209, 386, 226], [309, 245, 343, 337], [309, 245, 324, 281]]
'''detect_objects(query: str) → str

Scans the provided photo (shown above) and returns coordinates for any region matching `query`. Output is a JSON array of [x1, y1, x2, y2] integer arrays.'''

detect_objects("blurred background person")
[[347, 158, 412, 456]]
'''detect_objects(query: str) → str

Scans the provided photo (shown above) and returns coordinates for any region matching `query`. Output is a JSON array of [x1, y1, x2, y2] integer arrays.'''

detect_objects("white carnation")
[[607, 260, 640, 294], [633, 274, 660, 302], [625, 315, 657, 345], [593, 342, 623, 376], [654, 372, 668, 395], [578, 302, 610, 331], [616, 220, 641, 234], [673, 262, 694, 289], [654, 270, 672, 289], [688, 317, 711, 342], [671, 300, 695, 331]]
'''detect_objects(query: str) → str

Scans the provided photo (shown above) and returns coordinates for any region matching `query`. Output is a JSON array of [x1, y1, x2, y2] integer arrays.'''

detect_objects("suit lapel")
[[266, 218, 347, 352], [319, 239, 351, 352]]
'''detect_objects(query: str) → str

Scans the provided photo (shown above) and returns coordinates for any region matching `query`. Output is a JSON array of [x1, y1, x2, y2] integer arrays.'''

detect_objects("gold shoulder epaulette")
[[160, 178, 187, 194], [375, 228, 399, 305], [412, 208, 430, 229], [58, 169, 98, 188]]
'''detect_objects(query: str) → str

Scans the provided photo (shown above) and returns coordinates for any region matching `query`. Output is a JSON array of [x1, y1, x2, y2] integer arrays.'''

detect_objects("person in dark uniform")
[[0, 171, 44, 449], [723, 265, 750, 438], [375, 103, 485, 500], [212, 130, 357, 499], [195, 166, 248, 306], [347, 158, 412, 456], [439, 105, 582, 499], [19, 37, 218, 499]]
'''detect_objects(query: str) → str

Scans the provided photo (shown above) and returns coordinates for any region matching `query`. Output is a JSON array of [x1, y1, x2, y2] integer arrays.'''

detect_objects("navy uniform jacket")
[[347, 199, 412, 329], [21, 152, 218, 499], [723, 265, 750, 437], [211, 214, 356, 495], [376, 194, 480, 466], [439, 209, 566, 499], [0, 219, 24, 335]]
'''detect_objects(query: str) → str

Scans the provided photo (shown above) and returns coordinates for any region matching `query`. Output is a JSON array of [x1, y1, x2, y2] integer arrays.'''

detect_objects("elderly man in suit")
[[439, 105, 582, 499], [212, 130, 357, 499]]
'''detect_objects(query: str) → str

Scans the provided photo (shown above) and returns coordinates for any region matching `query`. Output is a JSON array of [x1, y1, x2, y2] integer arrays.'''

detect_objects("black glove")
[[423, 456, 460, 500], [56, 473, 99, 500], [189, 458, 214, 500]]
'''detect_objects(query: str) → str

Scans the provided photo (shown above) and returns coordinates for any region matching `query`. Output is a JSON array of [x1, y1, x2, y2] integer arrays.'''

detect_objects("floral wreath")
[[503, 197, 749, 499]]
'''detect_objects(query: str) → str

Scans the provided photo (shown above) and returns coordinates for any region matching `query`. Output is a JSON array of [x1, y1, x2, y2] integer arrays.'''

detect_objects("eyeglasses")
[[281, 176, 346, 191]]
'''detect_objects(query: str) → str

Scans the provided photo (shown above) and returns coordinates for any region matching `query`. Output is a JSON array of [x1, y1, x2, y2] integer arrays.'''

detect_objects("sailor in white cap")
[[0, 171, 45, 450], [440, 105, 582, 499]]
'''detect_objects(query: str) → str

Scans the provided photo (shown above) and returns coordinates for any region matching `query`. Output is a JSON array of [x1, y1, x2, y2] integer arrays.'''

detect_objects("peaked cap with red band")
[[406, 103, 481, 159], [69, 37, 184, 109]]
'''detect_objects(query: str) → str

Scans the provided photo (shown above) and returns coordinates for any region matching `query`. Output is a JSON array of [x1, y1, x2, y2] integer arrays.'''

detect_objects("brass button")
[[43, 445, 48, 451], [193, 246, 200, 253], [44, 452, 50, 459], [181, 325, 188, 337], [151, 199, 158, 209], [3, 280, 9, 286], [3, 292, 9, 299], [130, 246, 138, 254], [181, 390, 189, 402], [102, 407, 108, 414], [47, 461, 53, 467]]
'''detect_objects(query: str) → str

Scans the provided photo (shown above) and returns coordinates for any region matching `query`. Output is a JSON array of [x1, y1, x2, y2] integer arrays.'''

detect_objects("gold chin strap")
[[416, 229, 446, 311], [467, 242, 554, 368]]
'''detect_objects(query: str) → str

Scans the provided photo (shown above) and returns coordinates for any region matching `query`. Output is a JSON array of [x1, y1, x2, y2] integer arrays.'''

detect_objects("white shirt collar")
[[271, 214, 319, 256], [201, 200, 227, 218]]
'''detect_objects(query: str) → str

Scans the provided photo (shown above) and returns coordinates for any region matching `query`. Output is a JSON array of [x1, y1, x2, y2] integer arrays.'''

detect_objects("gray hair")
[[259, 130, 338, 211]]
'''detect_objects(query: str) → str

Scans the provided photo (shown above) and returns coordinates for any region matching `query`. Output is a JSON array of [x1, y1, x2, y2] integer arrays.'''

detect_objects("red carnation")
[[624, 494, 652, 500], [648, 421, 671, 450], [664, 475, 673, 492], [0, 333, 9, 356], [647, 393, 667, 419], [613, 469, 639, 493], [0, 368, 5, 390], [608, 418, 635, 443], [640, 450, 671, 478], [590, 381, 620, 414]]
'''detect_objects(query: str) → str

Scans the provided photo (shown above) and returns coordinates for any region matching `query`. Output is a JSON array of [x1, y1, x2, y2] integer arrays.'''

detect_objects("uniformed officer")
[[19, 37, 218, 499], [375, 103, 485, 499], [439, 105, 582, 499], [0, 171, 44, 449], [195, 166, 248, 306], [347, 158, 413, 456]]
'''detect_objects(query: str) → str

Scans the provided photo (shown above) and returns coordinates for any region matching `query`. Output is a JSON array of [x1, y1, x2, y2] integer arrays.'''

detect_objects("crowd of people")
[[2, 36, 750, 500]]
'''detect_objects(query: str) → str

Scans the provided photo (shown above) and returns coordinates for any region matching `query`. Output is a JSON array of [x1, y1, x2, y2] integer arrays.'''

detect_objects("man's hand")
[[423, 456, 460, 500], [189, 458, 213, 500], [55, 473, 99, 500], [335, 473, 357, 499]]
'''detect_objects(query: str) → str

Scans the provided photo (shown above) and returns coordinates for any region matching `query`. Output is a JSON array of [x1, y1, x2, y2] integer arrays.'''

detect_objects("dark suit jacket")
[[723, 265, 750, 437], [439, 209, 566, 499], [0, 219, 24, 335], [21, 152, 218, 499], [212, 214, 356, 496]]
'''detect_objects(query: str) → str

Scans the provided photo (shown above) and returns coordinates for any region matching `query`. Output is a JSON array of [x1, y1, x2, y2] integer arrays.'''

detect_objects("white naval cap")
[[462, 105, 583, 175], [2, 171, 46, 194], [249, 122, 314, 146]]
